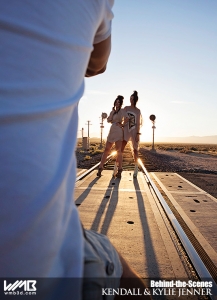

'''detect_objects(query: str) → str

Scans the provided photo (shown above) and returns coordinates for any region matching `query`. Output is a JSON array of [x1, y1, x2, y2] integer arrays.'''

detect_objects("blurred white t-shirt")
[[0, 0, 113, 298]]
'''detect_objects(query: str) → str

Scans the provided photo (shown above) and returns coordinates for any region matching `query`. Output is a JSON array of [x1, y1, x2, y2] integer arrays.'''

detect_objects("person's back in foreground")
[[0, 1, 150, 299]]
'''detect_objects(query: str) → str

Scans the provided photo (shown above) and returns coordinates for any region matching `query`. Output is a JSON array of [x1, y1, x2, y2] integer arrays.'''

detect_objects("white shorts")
[[83, 229, 123, 300]]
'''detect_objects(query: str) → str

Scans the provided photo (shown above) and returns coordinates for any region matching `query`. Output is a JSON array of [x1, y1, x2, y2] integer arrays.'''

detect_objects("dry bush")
[[91, 149, 103, 155], [84, 155, 91, 160]]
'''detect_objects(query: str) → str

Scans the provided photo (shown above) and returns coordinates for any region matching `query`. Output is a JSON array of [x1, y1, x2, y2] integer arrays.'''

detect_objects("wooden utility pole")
[[86, 120, 92, 139]]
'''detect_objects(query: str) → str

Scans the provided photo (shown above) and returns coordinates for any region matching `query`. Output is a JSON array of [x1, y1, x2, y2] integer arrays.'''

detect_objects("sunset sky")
[[78, 0, 217, 143]]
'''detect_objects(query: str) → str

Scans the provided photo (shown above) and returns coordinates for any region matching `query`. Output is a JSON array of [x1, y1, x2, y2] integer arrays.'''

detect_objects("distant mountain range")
[[155, 135, 217, 144]]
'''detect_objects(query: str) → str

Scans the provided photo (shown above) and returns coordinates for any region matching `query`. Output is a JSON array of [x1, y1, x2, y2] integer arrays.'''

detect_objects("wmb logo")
[[4, 280, 37, 296]]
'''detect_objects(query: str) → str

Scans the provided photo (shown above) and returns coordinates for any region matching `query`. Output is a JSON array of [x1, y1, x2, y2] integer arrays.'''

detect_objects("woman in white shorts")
[[97, 95, 128, 178]]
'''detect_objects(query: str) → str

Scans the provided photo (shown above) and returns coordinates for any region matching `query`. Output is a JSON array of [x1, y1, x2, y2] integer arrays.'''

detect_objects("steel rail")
[[138, 158, 217, 299], [76, 151, 116, 182]]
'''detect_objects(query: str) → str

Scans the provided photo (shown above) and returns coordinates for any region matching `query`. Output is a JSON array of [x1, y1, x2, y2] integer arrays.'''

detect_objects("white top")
[[0, 0, 113, 297], [123, 106, 141, 150]]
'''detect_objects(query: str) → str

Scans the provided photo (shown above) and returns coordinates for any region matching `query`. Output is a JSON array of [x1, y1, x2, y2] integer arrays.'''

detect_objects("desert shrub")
[[180, 149, 192, 154], [84, 155, 91, 160], [89, 146, 96, 151], [190, 147, 197, 151], [91, 150, 103, 155], [174, 147, 184, 151], [158, 146, 166, 150]]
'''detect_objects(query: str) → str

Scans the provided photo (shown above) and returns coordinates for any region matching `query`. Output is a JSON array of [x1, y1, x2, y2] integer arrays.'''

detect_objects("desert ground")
[[76, 142, 217, 198]]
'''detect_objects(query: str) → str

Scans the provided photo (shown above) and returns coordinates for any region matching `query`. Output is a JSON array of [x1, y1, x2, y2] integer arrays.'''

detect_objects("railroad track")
[[76, 144, 217, 298], [103, 144, 162, 172], [102, 144, 143, 171]]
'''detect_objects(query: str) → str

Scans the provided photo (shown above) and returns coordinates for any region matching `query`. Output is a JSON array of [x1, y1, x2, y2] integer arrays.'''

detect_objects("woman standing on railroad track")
[[122, 90, 142, 178], [97, 95, 128, 178]]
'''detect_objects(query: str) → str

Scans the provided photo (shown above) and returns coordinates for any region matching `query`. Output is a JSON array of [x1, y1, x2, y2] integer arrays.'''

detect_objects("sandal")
[[133, 164, 138, 178], [97, 167, 103, 177], [116, 168, 122, 178]]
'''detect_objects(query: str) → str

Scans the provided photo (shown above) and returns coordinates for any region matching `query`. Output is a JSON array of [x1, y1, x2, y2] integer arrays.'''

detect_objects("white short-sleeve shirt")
[[0, 0, 113, 298]]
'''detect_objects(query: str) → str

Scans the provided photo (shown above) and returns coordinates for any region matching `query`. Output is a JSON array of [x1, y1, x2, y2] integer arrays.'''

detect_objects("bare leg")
[[121, 140, 127, 154], [133, 148, 138, 162], [98, 141, 113, 169], [115, 140, 123, 178], [115, 140, 123, 169], [114, 139, 127, 169], [133, 149, 139, 178]]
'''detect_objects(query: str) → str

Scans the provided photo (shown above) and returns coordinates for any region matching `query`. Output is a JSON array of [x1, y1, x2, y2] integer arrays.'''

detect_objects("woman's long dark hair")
[[113, 95, 124, 114], [131, 90, 138, 106]]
